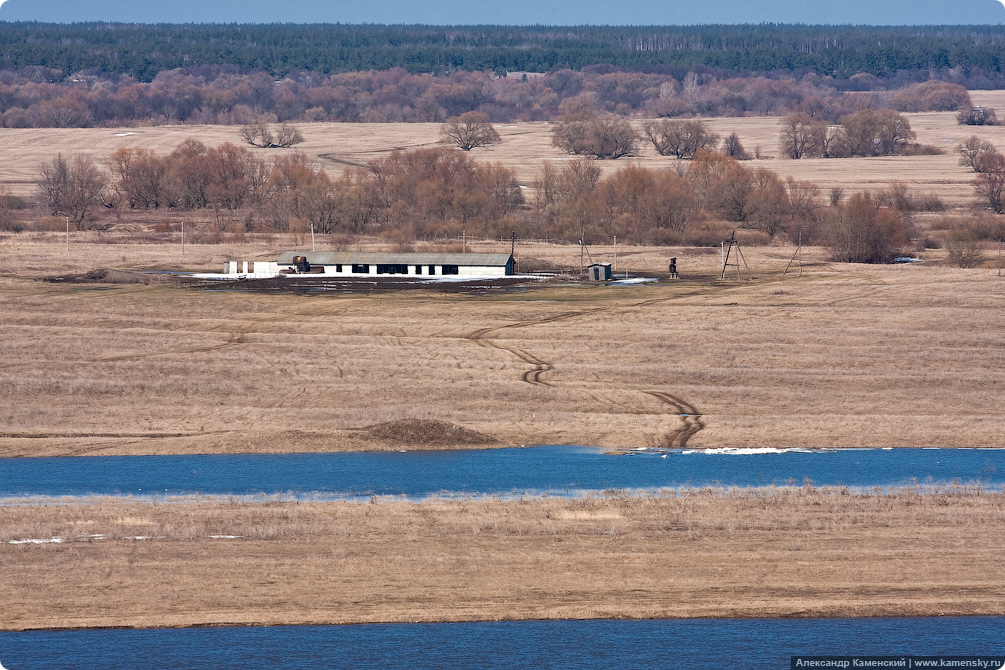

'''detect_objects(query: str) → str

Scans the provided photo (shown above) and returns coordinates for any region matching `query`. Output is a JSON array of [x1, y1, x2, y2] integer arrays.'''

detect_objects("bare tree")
[[945, 229, 986, 268], [973, 152, 1005, 213], [241, 121, 303, 148], [440, 112, 501, 151], [779, 113, 826, 159], [682, 71, 700, 108], [958, 136, 1000, 173], [275, 123, 305, 148], [35, 154, 108, 225], [240, 121, 274, 148], [643, 119, 718, 159], [838, 109, 915, 157], [721, 132, 749, 159], [552, 113, 639, 160]]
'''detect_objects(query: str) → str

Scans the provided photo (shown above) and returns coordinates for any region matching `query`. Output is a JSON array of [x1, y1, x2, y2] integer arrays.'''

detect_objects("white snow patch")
[[610, 277, 657, 284], [209, 535, 243, 539], [682, 447, 816, 455], [114, 132, 139, 137], [9, 537, 63, 544]]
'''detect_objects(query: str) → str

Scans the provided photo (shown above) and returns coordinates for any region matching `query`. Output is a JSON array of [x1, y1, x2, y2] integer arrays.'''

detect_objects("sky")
[[1, 0, 1005, 24]]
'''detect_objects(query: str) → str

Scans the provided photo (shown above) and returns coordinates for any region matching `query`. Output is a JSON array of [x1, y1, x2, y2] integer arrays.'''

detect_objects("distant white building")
[[275, 251, 515, 277]]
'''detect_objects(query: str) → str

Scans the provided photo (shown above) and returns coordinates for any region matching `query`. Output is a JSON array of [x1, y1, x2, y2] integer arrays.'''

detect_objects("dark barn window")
[[376, 264, 408, 274], [441, 265, 459, 275], [351, 264, 369, 273]]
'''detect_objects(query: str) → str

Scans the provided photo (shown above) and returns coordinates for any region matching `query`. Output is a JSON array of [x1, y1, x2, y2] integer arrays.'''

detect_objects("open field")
[[1, 236, 1004, 457], [4, 90, 1005, 207], [1, 489, 1002, 630]]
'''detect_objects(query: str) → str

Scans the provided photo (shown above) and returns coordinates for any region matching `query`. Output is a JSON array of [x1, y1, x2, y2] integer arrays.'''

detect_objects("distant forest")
[[4, 23, 1005, 83], [0, 23, 999, 127]]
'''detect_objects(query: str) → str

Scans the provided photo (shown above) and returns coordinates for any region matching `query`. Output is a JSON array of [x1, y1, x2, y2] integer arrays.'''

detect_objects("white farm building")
[[275, 251, 515, 277]]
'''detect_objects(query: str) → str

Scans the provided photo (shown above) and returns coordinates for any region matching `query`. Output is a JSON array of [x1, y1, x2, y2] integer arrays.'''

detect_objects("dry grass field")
[[4, 90, 1005, 207], [1, 489, 1001, 630], [3, 100, 1005, 633], [1, 235, 1004, 457]]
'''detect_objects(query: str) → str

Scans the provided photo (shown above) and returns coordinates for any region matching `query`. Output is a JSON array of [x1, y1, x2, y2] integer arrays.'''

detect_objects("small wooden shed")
[[587, 262, 612, 281]]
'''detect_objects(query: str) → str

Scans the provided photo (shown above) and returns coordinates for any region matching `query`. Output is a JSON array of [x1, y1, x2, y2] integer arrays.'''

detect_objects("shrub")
[[958, 107, 998, 126], [824, 192, 911, 264]]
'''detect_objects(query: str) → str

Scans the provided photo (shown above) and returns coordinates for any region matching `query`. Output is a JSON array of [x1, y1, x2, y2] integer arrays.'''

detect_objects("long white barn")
[[275, 251, 515, 277]]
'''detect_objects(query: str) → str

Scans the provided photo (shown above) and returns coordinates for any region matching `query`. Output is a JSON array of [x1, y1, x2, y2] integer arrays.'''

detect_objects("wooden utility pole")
[[181, 219, 185, 257], [720, 230, 751, 280], [65, 216, 69, 254], [783, 229, 803, 277]]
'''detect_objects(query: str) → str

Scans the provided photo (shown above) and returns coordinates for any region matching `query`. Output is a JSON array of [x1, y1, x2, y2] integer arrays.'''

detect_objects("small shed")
[[587, 262, 612, 281]]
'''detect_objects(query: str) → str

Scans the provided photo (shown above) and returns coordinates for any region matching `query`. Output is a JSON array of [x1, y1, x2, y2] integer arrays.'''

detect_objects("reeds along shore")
[[1, 488, 1003, 630]]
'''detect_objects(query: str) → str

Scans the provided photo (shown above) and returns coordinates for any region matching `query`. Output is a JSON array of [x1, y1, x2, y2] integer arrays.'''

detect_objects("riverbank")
[[2, 240, 1005, 457], [2, 489, 1002, 630]]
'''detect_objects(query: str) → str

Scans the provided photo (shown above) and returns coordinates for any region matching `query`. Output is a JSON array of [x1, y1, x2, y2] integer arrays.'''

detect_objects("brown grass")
[[1, 237, 1004, 456], [1, 489, 1001, 630]]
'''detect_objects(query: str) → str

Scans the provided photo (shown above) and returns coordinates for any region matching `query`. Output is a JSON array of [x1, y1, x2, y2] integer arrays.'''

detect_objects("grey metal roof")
[[277, 251, 513, 267]]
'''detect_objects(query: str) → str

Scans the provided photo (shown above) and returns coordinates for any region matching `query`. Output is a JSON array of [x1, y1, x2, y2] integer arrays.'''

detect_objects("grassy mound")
[[365, 419, 497, 446]]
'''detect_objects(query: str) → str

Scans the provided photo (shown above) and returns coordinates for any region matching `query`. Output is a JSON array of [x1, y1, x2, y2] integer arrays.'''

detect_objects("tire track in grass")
[[643, 391, 705, 447], [466, 310, 589, 386], [465, 306, 706, 445]]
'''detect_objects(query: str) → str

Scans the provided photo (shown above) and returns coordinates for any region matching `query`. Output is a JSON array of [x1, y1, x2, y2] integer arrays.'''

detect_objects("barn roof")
[[277, 251, 513, 266]]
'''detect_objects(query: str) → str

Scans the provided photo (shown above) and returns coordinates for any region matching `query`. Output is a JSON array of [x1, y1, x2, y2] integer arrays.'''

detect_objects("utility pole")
[[181, 219, 185, 257], [462, 230, 466, 254], [310, 223, 316, 252], [614, 235, 617, 273], [783, 229, 803, 277], [510, 231, 516, 273], [65, 216, 69, 254]]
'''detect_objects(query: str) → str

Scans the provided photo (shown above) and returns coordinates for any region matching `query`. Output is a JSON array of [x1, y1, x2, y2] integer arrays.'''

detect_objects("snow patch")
[[610, 277, 657, 284], [681, 447, 817, 455], [9, 537, 63, 544]]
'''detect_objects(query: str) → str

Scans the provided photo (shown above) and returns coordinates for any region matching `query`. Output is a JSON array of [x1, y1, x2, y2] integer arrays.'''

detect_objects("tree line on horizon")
[[5, 23, 1005, 84], [0, 64, 974, 129]]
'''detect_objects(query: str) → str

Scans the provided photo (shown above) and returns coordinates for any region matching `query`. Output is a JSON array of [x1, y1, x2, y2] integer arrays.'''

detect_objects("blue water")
[[0, 447, 1002, 499], [1, 617, 1002, 669]]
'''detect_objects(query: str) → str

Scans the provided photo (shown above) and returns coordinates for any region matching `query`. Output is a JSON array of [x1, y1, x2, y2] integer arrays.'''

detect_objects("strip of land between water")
[[2, 489, 1002, 631]]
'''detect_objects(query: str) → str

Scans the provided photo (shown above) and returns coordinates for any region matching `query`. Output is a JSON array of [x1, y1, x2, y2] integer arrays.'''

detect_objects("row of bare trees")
[[533, 152, 819, 243], [35, 140, 1005, 265], [550, 115, 749, 161], [779, 108, 921, 159], [34, 143, 524, 236]]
